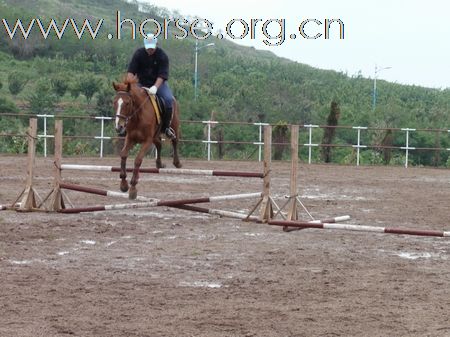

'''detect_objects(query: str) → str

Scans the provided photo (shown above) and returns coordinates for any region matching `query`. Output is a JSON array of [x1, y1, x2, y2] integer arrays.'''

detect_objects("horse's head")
[[113, 76, 141, 136], [112, 80, 135, 136]]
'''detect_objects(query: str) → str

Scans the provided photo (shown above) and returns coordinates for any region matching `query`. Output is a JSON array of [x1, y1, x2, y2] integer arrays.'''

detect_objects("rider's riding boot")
[[162, 107, 176, 140]]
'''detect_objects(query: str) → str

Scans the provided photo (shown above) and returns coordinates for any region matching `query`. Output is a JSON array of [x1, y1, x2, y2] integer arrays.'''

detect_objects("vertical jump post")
[[48, 120, 64, 211], [258, 125, 273, 222], [287, 124, 299, 220], [15, 118, 38, 211]]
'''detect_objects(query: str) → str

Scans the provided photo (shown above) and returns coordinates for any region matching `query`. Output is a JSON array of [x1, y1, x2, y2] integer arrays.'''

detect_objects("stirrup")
[[165, 127, 176, 140]]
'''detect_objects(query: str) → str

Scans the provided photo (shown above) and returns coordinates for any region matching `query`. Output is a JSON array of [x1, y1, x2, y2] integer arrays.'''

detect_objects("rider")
[[126, 33, 176, 140]]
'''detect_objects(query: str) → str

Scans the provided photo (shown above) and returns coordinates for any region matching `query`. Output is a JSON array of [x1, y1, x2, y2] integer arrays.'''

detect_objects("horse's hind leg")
[[170, 102, 182, 168], [171, 138, 182, 168], [154, 137, 165, 168]]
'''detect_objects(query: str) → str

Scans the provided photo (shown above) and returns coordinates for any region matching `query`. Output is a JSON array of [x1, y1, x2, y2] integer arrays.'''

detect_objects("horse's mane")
[[119, 74, 144, 98], [123, 74, 139, 86]]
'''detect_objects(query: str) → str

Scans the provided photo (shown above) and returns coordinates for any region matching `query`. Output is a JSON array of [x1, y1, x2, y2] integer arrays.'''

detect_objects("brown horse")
[[113, 76, 182, 199]]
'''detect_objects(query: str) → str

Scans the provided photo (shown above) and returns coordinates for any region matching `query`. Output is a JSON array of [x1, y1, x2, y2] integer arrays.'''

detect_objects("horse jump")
[[9, 118, 449, 239], [50, 120, 273, 222]]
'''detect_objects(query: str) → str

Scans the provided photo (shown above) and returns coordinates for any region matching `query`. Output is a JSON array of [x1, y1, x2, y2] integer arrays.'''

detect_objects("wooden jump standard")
[[11, 118, 41, 211]]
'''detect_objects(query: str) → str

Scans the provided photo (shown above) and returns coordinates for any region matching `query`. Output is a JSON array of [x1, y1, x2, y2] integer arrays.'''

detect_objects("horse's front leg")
[[129, 141, 153, 200], [119, 139, 134, 193]]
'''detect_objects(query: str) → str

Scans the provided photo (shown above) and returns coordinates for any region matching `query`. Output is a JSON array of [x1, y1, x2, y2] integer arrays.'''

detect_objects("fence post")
[[448, 129, 450, 152], [37, 114, 55, 157], [352, 126, 368, 166], [94, 117, 112, 158], [303, 124, 319, 164], [202, 120, 218, 161], [254, 122, 269, 162], [401, 128, 416, 168]]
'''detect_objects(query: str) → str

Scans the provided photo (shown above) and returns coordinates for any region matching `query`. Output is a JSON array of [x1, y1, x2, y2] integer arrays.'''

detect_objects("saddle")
[[143, 87, 167, 125]]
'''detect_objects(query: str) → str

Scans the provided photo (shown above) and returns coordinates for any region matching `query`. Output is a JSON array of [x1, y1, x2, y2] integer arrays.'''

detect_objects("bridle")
[[114, 90, 137, 128], [114, 88, 153, 128]]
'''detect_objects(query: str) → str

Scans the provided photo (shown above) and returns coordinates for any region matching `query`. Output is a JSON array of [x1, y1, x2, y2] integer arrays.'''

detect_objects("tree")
[[51, 76, 69, 97], [273, 121, 289, 160], [28, 79, 59, 114], [78, 74, 101, 103], [380, 129, 393, 165], [95, 84, 114, 117], [321, 101, 341, 163], [68, 79, 81, 99]]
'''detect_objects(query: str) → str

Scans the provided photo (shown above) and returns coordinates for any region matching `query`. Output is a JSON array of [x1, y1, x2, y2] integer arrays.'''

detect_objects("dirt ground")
[[0, 155, 449, 337]]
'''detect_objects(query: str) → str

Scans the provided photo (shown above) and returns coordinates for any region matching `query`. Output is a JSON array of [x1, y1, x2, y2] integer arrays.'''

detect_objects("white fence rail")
[[1, 114, 449, 167]]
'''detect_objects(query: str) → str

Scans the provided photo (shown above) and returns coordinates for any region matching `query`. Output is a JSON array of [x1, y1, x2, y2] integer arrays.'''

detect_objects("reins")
[[115, 89, 153, 127]]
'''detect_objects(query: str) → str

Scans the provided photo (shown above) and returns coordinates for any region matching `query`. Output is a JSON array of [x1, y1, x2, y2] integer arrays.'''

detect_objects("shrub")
[[28, 79, 59, 114], [8, 71, 29, 96], [0, 96, 18, 113]]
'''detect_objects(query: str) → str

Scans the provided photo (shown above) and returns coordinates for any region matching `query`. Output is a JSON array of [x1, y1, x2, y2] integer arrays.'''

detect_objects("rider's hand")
[[148, 85, 158, 95]]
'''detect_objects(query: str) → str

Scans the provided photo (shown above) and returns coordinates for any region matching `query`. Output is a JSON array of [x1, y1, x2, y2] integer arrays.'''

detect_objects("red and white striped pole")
[[60, 164, 264, 178], [268, 220, 450, 238], [59, 182, 262, 214]]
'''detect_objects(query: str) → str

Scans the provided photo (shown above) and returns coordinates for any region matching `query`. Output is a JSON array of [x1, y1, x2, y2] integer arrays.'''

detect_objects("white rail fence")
[[1, 114, 449, 167]]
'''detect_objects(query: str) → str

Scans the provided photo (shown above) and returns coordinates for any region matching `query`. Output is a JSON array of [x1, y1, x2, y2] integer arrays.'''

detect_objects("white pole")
[[43, 115, 47, 157], [352, 126, 367, 167], [254, 123, 269, 162], [202, 121, 218, 161], [401, 128, 416, 168], [100, 118, 104, 158], [37, 114, 55, 157], [207, 121, 211, 161], [94, 117, 112, 159], [304, 124, 318, 164]]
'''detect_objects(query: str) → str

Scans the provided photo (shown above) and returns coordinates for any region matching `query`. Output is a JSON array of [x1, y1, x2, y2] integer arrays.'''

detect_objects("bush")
[[68, 79, 81, 99], [95, 84, 114, 116], [51, 75, 69, 97], [8, 71, 29, 96], [0, 96, 18, 113], [28, 79, 59, 114], [78, 74, 101, 103]]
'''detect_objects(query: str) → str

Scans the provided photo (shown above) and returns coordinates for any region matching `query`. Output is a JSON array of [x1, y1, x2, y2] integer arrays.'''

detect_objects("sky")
[[143, 0, 450, 89]]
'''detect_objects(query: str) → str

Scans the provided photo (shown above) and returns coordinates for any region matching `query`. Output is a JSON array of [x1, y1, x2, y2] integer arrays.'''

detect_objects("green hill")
[[0, 0, 449, 165]]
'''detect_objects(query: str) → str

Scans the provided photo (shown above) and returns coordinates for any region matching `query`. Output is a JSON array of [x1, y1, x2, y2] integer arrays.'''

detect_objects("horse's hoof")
[[120, 181, 129, 192], [173, 161, 182, 168], [129, 187, 137, 200], [156, 161, 166, 169]]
